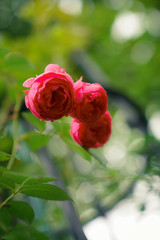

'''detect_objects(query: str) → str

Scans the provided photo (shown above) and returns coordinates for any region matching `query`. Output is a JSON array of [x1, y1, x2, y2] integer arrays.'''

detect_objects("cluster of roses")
[[23, 64, 112, 150]]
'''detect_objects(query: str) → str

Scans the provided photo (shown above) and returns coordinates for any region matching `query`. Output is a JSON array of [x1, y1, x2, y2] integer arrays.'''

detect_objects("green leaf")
[[63, 134, 91, 161], [0, 208, 11, 234], [3, 172, 27, 185], [4, 224, 49, 240], [22, 112, 45, 132], [0, 135, 13, 153], [25, 176, 56, 185], [3, 229, 32, 240], [19, 184, 71, 201], [26, 132, 49, 150], [0, 151, 10, 161], [4, 171, 56, 185], [17, 224, 49, 240], [53, 118, 91, 162], [0, 166, 8, 173], [88, 148, 107, 167], [7, 201, 34, 224], [0, 176, 15, 191]]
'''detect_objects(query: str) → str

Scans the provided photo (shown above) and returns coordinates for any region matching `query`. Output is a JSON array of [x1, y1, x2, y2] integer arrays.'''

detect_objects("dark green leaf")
[[0, 151, 10, 161], [3, 172, 28, 185], [4, 224, 49, 240], [25, 176, 56, 185], [0, 176, 15, 191], [22, 112, 45, 132], [17, 224, 49, 240], [0, 208, 11, 234], [4, 172, 56, 185], [0, 166, 8, 173], [3, 229, 31, 240], [19, 184, 71, 201], [7, 201, 34, 224]]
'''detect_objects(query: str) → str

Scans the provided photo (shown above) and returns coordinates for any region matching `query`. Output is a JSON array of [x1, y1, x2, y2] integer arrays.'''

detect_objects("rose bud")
[[23, 64, 75, 122], [70, 78, 108, 123], [70, 111, 112, 150]]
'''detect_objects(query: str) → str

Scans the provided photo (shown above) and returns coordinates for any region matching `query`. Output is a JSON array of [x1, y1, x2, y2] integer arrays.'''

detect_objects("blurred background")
[[0, 0, 160, 239]]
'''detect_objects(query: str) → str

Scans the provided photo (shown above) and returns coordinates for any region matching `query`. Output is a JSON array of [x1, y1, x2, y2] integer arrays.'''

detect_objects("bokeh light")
[[111, 11, 145, 42]]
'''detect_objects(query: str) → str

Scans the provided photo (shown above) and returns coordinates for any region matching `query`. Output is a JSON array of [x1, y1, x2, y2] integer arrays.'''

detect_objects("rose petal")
[[23, 78, 35, 87], [23, 64, 75, 122], [74, 77, 83, 89], [44, 64, 66, 74], [70, 111, 112, 149], [71, 79, 108, 123]]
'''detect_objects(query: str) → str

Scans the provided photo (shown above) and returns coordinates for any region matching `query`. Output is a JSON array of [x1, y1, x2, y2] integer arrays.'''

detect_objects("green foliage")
[[53, 117, 92, 162], [0, 175, 15, 191], [0, 136, 12, 153], [4, 53, 33, 75], [0, 208, 11, 235], [0, 168, 67, 203], [7, 201, 34, 224], [22, 112, 46, 132], [0, 151, 10, 161], [26, 132, 50, 151], [3, 171, 56, 185], [20, 184, 71, 201], [3, 224, 49, 240], [0, 0, 160, 238], [0, 166, 8, 173], [4, 230, 31, 240], [0, 47, 10, 60]]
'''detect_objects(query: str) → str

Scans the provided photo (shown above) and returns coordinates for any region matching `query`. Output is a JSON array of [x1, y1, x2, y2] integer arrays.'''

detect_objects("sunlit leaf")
[[88, 148, 107, 167]]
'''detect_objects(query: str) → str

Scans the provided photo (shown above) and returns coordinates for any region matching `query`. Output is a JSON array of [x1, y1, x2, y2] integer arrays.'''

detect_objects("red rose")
[[23, 64, 75, 121], [70, 111, 112, 149], [70, 78, 108, 123]]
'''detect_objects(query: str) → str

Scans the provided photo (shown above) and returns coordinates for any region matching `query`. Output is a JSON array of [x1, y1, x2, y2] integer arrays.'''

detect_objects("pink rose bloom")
[[70, 111, 112, 150], [70, 78, 108, 123], [23, 64, 75, 121]]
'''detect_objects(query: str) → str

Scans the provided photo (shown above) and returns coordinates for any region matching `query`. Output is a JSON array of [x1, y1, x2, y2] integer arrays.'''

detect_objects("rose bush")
[[70, 111, 112, 149], [23, 64, 75, 121], [70, 78, 108, 123]]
